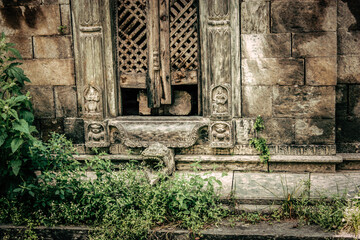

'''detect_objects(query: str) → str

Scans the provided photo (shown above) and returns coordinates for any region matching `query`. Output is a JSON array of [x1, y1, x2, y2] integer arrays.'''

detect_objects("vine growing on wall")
[[249, 116, 270, 163]]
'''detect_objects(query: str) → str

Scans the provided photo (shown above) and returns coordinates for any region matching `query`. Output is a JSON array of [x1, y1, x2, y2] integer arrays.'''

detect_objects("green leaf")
[[10, 159, 22, 176], [0, 133, 7, 147], [28, 191, 35, 197], [8, 48, 22, 59], [13, 119, 30, 135], [6, 42, 15, 48], [13, 188, 22, 193], [13, 95, 27, 103], [11, 138, 23, 153], [20, 111, 34, 123], [0, 113, 6, 120], [8, 109, 19, 121]]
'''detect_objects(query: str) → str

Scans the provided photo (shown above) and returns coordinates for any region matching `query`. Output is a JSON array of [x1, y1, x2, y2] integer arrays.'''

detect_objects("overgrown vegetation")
[[0, 135, 226, 239], [249, 115, 270, 163], [0, 32, 43, 194]]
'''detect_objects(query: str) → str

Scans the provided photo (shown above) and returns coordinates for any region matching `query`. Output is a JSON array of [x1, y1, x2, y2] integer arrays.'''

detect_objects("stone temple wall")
[[0, 0, 360, 166], [336, 0, 360, 153], [0, 0, 80, 142]]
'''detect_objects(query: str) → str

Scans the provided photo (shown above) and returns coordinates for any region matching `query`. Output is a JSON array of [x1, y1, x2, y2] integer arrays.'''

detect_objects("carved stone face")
[[213, 87, 228, 105], [214, 123, 227, 133], [89, 123, 103, 134]]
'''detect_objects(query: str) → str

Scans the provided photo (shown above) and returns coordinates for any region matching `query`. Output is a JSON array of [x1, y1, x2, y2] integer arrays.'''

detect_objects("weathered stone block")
[[242, 58, 304, 85], [270, 163, 335, 173], [310, 173, 360, 198], [60, 4, 71, 34], [34, 36, 72, 58], [23, 86, 54, 118], [241, 34, 291, 59], [337, 0, 360, 31], [337, 154, 360, 170], [338, 30, 360, 55], [0, 0, 41, 6], [54, 86, 77, 118], [176, 156, 268, 172], [0, 5, 60, 36], [177, 171, 234, 197], [260, 118, 295, 145], [64, 118, 84, 144], [37, 118, 64, 142], [273, 86, 335, 118], [233, 172, 310, 200], [292, 32, 337, 57], [6, 36, 32, 59], [271, 1, 336, 33], [21, 59, 75, 85], [241, 1, 269, 34], [306, 57, 336, 85], [242, 86, 272, 117], [349, 85, 360, 117], [336, 84, 348, 117], [338, 56, 360, 84], [42, 0, 69, 4], [336, 117, 360, 143], [337, 143, 360, 153], [295, 119, 335, 144]]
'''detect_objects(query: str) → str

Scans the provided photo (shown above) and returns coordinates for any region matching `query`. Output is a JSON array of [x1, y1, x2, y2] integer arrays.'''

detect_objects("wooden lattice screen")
[[117, 0, 148, 74], [116, 0, 199, 115], [170, 0, 198, 73]]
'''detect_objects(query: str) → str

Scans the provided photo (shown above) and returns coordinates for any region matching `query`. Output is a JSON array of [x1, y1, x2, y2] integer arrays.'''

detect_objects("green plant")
[[342, 198, 360, 235], [249, 116, 270, 163], [0, 32, 43, 194], [0, 135, 226, 240], [58, 25, 67, 35]]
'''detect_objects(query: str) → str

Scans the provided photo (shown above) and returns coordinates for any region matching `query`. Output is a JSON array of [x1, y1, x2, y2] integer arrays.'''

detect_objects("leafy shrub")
[[0, 33, 43, 194], [0, 135, 226, 239]]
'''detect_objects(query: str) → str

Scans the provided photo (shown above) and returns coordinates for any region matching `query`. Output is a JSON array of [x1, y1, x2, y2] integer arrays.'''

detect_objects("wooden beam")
[[160, 0, 172, 104], [147, 0, 161, 108]]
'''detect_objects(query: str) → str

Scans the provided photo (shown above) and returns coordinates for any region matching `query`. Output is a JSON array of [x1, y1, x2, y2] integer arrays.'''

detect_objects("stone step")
[[337, 153, 360, 170], [1, 223, 357, 240], [74, 154, 345, 173]]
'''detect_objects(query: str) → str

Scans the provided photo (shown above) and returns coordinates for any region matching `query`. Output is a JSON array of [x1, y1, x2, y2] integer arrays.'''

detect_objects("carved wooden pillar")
[[199, 0, 240, 148], [72, 0, 116, 147], [72, 0, 117, 119]]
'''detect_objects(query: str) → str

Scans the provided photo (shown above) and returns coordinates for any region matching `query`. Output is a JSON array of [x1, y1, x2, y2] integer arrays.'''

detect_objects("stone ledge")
[[338, 153, 360, 161], [336, 153, 360, 171], [1, 222, 357, 240], [73, 154, 343, 164]]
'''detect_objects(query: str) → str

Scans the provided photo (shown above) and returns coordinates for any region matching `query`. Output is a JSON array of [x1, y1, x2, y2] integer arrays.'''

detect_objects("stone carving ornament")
[[108, 119, 209, 148], [84, 85, 101, 114], [141, 142, 175, 185], [211, 85, 231, 117], [85, 121, 110, 147], [212, 86, 228, 114], [210, 121, 233, 148]]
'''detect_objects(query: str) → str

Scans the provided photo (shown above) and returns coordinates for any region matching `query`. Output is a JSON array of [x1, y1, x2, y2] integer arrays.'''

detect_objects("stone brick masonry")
[[0, 0, 360, 154], [0, 0, 77, 141]]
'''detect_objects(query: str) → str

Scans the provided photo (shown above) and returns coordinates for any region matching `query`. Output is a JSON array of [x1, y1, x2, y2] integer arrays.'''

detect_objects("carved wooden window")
[[116, 0, 200, 116]]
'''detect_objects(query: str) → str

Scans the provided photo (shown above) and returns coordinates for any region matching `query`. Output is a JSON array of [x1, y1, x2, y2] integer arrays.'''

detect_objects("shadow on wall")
[[0, 0, 44, 29], [342, 0, 360, 31]]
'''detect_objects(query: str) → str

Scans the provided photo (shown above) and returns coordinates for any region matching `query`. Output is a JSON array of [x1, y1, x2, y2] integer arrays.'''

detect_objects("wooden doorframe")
[[72, 0, 241, 148]]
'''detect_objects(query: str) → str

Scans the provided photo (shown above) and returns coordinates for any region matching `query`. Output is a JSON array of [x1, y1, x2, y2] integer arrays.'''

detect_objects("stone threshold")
[[1, 222, 357, 240], [74, 154, 346, 172]]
